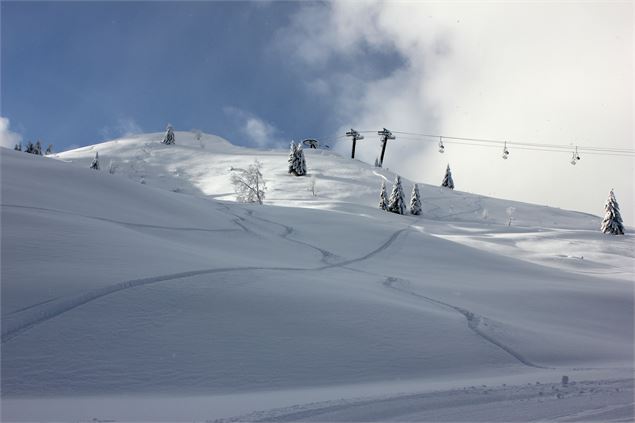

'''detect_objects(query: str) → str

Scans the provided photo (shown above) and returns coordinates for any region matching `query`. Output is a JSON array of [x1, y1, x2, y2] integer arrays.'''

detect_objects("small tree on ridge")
[[379, 180, 388, 211], [410, 183, 422, 215], [387, 175, 406, 215], [601, 189, 625, 235], [441, 164, 454, 189]]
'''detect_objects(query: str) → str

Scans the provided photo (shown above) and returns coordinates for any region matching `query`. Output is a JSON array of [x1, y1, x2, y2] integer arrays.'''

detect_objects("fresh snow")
[[1, 131, 633, 422]]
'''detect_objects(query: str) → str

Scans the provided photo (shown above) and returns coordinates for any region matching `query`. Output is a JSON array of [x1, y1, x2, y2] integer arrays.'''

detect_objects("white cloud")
[[281, 2, 634, 221], [100, 117, 143, 140], [0, 117, 23, 149], [224, 107, 279, 147]]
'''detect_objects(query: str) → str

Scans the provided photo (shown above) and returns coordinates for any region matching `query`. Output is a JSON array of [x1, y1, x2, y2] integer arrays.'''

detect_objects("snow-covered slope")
[[55, 131, 602, 226], [53, 131, 630, 279], [1, 133, 633, 422]]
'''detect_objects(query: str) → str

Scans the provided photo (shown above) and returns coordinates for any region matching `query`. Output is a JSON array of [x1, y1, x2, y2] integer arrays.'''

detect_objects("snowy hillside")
[[53, 131, 630, 278], [55, 132, 600, 228], [1, 133, 633, 422]]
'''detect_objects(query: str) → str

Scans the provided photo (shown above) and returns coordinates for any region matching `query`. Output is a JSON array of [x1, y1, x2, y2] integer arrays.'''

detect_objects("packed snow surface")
[[1, 132, 633, 422]]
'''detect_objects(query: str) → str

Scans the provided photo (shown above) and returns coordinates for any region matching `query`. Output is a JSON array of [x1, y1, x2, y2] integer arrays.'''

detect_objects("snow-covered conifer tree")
[[34, 141, 42, 155], [162, 125, 175, 145], [90, 152, 100, 170], [601, 189, 625, 235], [14, 142, 21, 151], [441, 164, 454, 189], [410, 183, 422, 215], [288, 141, 306, 176], [25, 141, 34, 154], [387, 175, 406, 215], [288, 141, 298, 174], [296, 143, 307, 176], [45, 144, 53, 155], [379, 180, 388, 211]]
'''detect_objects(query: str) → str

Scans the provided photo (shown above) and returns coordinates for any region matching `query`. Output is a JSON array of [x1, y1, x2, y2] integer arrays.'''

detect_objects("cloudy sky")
[[1, 1, 632, 220]]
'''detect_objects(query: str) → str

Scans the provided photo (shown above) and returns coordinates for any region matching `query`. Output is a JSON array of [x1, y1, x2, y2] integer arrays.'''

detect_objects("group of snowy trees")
[[14, 141, 53, 155], [377, 165, 454, 216], [230, 141, 310, 205], [379, 176, 422, 216], [376, 169, 624, 235]]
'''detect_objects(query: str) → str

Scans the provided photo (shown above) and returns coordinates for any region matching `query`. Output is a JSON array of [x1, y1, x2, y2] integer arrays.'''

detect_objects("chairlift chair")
[[302, 139, 320, 149]]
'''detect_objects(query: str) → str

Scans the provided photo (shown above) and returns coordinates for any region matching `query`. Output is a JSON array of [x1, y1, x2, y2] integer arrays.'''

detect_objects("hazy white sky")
[[281, 1, 633, 221]]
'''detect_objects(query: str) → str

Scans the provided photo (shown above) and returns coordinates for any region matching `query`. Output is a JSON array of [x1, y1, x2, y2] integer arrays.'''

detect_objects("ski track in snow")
[[382, 277, 549, 369], [2, 296, 60, 317], [322, 228, 409, 269], [1, 204, 240, 233], [217, 378, 634, 422], [243, 209, 340, 264], [4, 200, 540, 375], [1, 210, 408, 343], [1, 266, 299, 343], [0, 200, 587, 378]]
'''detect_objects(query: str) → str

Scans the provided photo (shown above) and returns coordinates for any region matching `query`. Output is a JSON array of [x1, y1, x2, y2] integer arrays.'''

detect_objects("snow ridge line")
[[1, 204, 240, 233], [382, 277, 549, 369]]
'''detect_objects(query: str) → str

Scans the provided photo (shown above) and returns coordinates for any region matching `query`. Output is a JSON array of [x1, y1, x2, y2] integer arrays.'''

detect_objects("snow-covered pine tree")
[[601, 189, 625, 235], [288, 141, 298, 174], [379, 180, 388, 211], [162, 125, 175, 145], [14, 142, 21, 151], [296, 143, 307, 176], [410, 183, 422, 215], [25, 141, 34, 154], [387, 175, 406, 215], [34, 141, 43, 155], [90, 152, 100, 170], [45, 144, 53, 155], [287, 141, 307, 176], [441, 164, 454, 189]]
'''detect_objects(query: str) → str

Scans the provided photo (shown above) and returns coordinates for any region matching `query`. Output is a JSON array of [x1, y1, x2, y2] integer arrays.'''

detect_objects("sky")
[[1, 1, 632, 221]]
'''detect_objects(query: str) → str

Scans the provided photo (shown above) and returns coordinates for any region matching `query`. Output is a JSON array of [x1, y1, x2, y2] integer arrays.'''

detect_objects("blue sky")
[[1, 1, 398, 150], [1, 2, 631, 218]]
